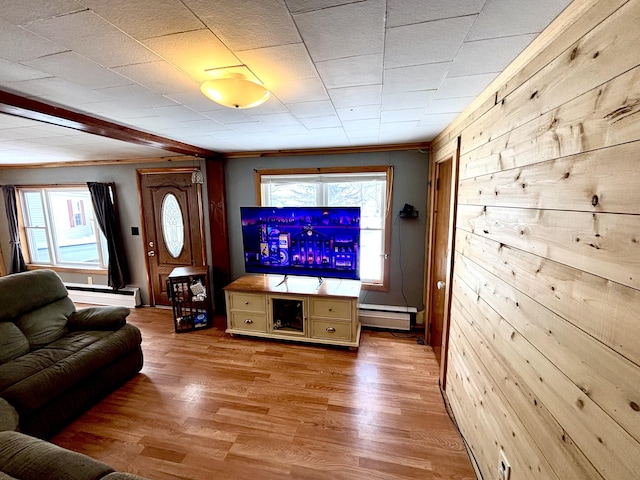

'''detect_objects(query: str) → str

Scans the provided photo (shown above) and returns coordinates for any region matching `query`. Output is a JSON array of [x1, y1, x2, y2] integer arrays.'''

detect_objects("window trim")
[[254, 166, 393, 291], [16, 183, 113, 273]]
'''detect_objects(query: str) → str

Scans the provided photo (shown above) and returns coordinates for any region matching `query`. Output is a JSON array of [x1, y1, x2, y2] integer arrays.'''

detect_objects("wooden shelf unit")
[[167, 266, 212, 332], [224, 275, 361, 348]]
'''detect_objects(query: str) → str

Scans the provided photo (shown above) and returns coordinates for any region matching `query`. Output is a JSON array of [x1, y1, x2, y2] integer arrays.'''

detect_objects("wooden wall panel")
[[460, 0, 640, 157], [430, 0, 640, 478]]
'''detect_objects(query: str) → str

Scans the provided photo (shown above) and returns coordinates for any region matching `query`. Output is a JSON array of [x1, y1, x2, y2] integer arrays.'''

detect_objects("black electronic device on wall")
[[399, 203, 419, 219]]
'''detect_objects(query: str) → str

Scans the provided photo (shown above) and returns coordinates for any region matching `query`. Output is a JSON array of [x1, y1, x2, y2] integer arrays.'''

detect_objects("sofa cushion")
[[0, 431, 114, 480], [0, 324, 29, 365], [0, 399, 19, 432], [0, 270, 69, 322], [15, 297, 75, 350], [0, 325, 142, 414]]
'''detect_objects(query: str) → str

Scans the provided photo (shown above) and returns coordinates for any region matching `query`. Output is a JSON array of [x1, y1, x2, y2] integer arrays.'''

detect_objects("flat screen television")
[[240, 206, 360, 280]]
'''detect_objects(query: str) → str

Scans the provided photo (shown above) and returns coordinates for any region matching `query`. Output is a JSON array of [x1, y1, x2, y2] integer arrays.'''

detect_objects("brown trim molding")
[[225, 142, 430, 159], [0, 90, 219, 157]]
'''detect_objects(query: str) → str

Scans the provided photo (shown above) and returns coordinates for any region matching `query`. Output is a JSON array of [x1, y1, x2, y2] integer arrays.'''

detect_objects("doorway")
[[425, 137, 460, 390], [138, 168, 206, 306], [428, 158, 452, 364]]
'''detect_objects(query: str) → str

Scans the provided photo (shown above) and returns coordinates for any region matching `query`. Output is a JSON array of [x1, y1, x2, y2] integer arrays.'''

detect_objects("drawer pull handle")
[[244, 301, 249, 305], [326, 327, 336, 333], [328, 308, 333, 311], [244, 319, 253, 324]]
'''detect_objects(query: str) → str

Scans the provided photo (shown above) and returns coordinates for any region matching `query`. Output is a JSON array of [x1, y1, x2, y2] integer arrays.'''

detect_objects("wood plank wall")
[[430, 0, 640, 478]]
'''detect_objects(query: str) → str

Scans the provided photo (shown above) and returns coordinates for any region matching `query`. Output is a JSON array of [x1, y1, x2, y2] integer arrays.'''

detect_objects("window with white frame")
[[17, 186, 109, 269], [258, 167, 392, 289]]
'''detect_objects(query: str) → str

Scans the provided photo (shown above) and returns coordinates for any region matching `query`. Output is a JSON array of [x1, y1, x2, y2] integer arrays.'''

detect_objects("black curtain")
[[87, 182, 128, 289], [2, 185, 27, 274]]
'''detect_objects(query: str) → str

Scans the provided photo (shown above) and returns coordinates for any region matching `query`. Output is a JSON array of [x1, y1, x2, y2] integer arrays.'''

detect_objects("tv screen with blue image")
[[240, 206, 360, 280]]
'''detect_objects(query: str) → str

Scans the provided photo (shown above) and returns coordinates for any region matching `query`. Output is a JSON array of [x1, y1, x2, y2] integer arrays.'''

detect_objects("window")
[[17, 186, 109, 269], [257, 166, 392, 289]]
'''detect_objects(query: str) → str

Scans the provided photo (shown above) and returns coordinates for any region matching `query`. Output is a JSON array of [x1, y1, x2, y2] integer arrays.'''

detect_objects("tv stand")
[[224, 275, 362, 348]]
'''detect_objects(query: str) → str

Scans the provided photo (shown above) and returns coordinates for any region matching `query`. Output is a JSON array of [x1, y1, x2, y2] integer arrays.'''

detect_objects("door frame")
[[424, 137, 461, 391], [136, 166, 206, 307]]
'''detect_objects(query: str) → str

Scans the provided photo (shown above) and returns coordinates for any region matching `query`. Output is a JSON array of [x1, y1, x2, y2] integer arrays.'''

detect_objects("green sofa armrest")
[[67, 306, 130, 331], [0, 431, 114, 480]]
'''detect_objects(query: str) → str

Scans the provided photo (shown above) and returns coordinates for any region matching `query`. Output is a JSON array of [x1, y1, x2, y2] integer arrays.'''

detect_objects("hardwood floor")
[[52, 307, 475, 480]]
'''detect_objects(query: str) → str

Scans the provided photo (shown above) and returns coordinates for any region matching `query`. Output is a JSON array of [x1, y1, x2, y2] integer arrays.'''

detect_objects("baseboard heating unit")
[[358, 303, 417, 331], [65, 283, 141, 308]]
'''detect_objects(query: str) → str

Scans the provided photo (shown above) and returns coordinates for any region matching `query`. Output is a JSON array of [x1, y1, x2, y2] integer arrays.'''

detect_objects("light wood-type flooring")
[[52, 307, 475, 480]]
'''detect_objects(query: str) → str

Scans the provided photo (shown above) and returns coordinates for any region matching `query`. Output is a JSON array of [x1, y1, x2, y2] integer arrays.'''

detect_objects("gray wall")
[[0, 150, 428, 310], [0, 158, 209, 306], [224, 149, 429, 309]]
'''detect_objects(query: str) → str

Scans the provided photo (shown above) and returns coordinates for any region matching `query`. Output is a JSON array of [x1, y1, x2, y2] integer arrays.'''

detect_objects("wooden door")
[[428, 159, 452, 364], [139, 169, 205, 306]]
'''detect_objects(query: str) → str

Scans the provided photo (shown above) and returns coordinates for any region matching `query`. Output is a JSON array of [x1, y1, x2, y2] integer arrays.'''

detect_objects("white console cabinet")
[[224, 275, 361, 348]]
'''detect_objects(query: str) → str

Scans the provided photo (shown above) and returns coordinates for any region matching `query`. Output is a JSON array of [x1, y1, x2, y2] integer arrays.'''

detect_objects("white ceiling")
[[0, 0, 572, 165]]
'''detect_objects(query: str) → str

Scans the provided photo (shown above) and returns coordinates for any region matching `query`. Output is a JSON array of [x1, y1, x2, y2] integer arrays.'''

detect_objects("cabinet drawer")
[[311, 320, 352, 342], [310, 298, 352, 320], [229, 292, 266, 313], [230, 312, 267, 332]]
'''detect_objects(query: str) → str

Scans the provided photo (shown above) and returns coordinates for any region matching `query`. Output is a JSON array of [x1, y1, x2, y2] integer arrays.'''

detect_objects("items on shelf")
[[167, 266, 212, 332]]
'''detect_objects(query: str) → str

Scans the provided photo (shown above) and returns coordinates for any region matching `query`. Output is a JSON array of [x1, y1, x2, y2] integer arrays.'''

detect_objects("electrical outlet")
[[498, 449, 511, 480], [87, 276, 93, 285]]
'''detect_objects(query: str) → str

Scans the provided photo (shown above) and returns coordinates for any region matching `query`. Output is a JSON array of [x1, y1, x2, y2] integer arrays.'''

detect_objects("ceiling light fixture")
[[200, 72, 270, 109]]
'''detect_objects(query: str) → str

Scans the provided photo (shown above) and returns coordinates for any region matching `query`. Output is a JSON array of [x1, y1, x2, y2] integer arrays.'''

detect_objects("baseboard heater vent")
[[358, 303, 417, 331], [65, 283, 141, 308]]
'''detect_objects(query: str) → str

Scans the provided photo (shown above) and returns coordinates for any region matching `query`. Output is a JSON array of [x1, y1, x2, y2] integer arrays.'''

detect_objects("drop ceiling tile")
[[185, 0, 301, 50], [287, 101, 337, 118], [228, 122, 273, 134], [24, 51, 132, 90], [316, 54, 383, 89], [387, 0, 485, 28], [384, 15, 476, 68], [299, 115, 342, 129], [285, 0, 356, 14], [328, 85, 382, 109], [143, 29, 239, 82], [95, 84, 177, 108], [0, 58, 50, 82], [382, 90, 435, 111], [237, 43, 318, 89], [378, 130, 412, 143], [0, 19, 66, 62], [270, 77, 328, 104], [178, 119, 230, 133], [112, 61, 198, 94], [448, 34, 537, 77], [425, 97, 475, 115], [434, 72, 497, 99], [8, 76, 110, 106], [336, 105, 380, 121], [137, 105, 208, 123], [249, 113, 301, 127], [293, 0, 385, 62], [417, 112, 461, 127], [0, 0, 83, 25], [207, 109, 255, 125], [79, 0, 203, 40], [165, 91, 227, 113], [379, 120, 418, 132], [383, 62, 450, 94], [342, 118, 380, 133], [468, 0, 572, 41], [25, 10, 160, 68], [381, 109, 424, 123]]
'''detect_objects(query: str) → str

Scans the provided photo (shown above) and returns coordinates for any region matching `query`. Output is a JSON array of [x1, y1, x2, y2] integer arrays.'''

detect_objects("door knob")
[[437, 281, 446, 290], [147, 251, 155, 257]]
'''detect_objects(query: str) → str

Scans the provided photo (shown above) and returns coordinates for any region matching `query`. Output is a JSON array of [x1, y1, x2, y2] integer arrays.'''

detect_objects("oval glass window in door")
[[161, 193, 184, 258]]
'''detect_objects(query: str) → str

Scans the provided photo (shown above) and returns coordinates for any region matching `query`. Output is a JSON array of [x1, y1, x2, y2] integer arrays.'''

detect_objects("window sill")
[[27, 264, 107, 275]]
